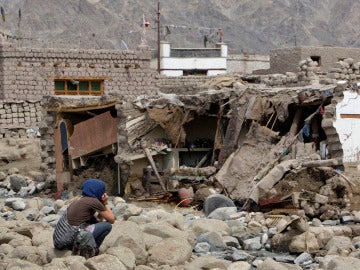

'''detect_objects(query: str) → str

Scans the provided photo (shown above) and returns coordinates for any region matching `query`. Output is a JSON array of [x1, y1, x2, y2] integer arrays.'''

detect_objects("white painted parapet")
[[333, 90, 360, 162], [160, 42, 227, 77]]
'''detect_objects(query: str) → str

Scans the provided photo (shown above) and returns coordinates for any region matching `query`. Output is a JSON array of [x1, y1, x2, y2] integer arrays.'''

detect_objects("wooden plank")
[[69, 111, 117, 159], [340, 114, 360, 119], [144, 148, 166, 191], [217, 100, 248, 168], [47, 102, 116, 112]]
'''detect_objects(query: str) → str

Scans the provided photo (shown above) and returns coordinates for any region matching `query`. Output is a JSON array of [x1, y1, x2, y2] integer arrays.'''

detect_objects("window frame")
[[54, 78, 105, 96]]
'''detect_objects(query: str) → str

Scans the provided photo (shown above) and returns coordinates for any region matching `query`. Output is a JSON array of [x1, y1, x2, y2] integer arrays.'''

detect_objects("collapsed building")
[[0, 40, 359, 219]]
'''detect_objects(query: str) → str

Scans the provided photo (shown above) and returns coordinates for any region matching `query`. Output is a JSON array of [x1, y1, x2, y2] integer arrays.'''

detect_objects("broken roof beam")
[[217, 97, 248, 168]]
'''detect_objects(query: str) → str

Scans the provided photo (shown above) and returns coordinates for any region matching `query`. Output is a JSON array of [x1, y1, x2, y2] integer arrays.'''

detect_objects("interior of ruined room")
[[49, 89, 335, 203], [53, 105, 119, 194]]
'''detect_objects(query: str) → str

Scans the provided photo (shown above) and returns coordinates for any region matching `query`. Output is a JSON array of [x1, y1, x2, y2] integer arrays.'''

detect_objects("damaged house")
[[0, 39, 359, 218]]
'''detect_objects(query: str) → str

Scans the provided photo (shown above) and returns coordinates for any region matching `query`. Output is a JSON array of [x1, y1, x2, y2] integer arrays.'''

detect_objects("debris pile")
[[2, 195, 360, 269]]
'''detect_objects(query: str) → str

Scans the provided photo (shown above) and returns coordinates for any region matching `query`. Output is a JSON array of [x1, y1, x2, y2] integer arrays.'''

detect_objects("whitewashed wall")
[[333, 91, 360, 162]]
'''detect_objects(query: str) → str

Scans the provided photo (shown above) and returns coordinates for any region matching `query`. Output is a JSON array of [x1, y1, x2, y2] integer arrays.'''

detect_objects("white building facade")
[[160, 41, 227, 77]]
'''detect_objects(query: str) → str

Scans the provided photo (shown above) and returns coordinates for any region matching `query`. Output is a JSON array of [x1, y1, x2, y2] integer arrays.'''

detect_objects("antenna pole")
[[157, 1, 160, 74]]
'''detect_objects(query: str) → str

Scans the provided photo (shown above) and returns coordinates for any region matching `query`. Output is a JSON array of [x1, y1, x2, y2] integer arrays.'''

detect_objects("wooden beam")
[[217, 99, 248, 168], [340, 114, 360, 119], [144, 147, 166, 191]]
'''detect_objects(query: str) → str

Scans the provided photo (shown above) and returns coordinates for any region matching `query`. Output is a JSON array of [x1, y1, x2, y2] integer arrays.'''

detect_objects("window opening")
[[54, 79, 104, 95], [310, 56, 321, 66]]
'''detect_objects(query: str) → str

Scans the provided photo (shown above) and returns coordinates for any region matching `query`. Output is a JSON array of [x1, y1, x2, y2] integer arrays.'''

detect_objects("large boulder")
[[85, 254, 127, 270], [289, 232, 319, 254], [106, 246, 136, 270], [184, 256, 229, 270], [190, 218, 230, 237], [320, 255, 360, 270], [326, 236, 354, 255], [148, 237, 193, 266]]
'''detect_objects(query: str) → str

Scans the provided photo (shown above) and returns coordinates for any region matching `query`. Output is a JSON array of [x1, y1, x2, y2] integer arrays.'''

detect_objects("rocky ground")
[[2, 177, 360, 269], [2, 139, 360, 269]]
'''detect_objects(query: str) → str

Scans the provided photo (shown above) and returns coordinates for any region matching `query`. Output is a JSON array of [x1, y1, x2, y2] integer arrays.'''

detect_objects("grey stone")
[[23, 209, 40, 221], [85, 254, 127, 270], [5, 198, 26, 211], [289, 232, 319, 254], [312, 218, 323, 227], [341, 215, 354, 224], [190, 218, 230, 237], [294, 252, 313, 265], [274, 254, 296, 263], [242, 236, 262, 251], [207, 206, 238, 220], [40, 214, 60, 224], [36, 182, 46, 191], [148, 237, 193, 266], [228, 261, 251, 270], [0, 171, 6, 181], [106, 246, 136, 270], [320, 255, 360, 270], [27, 183, 37, 195], [231, 249, 254, 261], [352, 236, 360, 249], [142, 221, 189, 240], [40, 205, 56, 215], [322, 220, 339, 226], [183, 256, 229, 270], [258, 258, 288, 270], [9, 174, 27, 192], [194, 242, 211, 253], [44, 256, 87, 270], [143, 233, 162, 250], [113, 202, 142, 219], [223, 235, 240, 248], [326, 236, 354, 255], [197, 231, 227, 251], [18, 186, 29, 197], [103, 221, 147, 265]]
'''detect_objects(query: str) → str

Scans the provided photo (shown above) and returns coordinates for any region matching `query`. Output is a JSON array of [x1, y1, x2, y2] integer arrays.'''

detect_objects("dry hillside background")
[[0, 0, 359, 54]]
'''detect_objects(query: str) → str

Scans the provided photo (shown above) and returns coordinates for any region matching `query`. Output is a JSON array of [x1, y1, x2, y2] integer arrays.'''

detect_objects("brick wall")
[[0, 43, 158, 100], [156, 75, 212, 94], [0, 100, 42, 138]]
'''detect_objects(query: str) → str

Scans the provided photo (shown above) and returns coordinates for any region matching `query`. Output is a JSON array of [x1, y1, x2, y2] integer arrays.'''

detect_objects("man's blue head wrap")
[[81, 179, 106, 201]]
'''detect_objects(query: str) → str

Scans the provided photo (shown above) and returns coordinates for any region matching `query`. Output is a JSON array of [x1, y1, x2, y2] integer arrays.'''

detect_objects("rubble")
[[2, 195, 360, 269]]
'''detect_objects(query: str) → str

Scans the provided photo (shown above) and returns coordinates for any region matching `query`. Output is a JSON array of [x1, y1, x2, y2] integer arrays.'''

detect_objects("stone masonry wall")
[[39, 111, 56, 185], [0, 100, 42, 138], [0, 43, 158, 100]]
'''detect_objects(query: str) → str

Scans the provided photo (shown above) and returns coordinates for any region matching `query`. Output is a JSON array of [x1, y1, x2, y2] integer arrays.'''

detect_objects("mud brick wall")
[[156, 75, 211, 94], [0, 43, 158, 100], [270, 47, 302, 74], [0, 100, 42, 138]]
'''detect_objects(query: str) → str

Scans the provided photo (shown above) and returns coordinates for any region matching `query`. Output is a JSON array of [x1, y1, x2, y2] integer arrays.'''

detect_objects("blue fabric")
[[303, 123, 311, 138], [92, 221, 112, 247], [81, 179, 106, 201]]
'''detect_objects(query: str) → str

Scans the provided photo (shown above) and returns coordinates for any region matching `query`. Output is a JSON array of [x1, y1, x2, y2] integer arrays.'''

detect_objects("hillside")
[[0, 0, 359, 54]]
